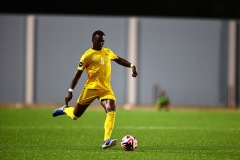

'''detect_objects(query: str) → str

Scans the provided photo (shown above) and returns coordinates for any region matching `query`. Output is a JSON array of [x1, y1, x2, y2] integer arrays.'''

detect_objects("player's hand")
[[132, 66, 138, 77], [65, 92, 73, 106]]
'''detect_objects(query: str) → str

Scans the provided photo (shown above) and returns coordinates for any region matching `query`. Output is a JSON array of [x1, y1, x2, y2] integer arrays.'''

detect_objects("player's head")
[[92, 30, 105, 50], [92, 30, 105, 40]]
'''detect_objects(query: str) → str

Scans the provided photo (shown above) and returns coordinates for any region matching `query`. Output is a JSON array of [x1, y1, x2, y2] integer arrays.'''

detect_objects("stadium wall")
[[0, 14, 239, 107]]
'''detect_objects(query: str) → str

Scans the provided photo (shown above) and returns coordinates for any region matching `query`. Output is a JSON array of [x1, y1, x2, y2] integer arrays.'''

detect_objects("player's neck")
[[92, 47, 103, 51]]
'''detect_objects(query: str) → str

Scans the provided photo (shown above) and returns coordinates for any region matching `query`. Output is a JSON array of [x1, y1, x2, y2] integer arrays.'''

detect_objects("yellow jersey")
[[77, 48, 118, 90]]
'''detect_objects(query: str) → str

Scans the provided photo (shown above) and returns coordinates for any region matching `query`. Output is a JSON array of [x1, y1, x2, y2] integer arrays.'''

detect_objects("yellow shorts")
[[77, 88, 116, 105]]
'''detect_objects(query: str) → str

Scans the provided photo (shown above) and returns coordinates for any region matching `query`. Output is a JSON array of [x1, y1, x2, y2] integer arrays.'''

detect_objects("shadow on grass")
[[1, 145, 240, 151], [132, 145, 240, 152], [0, 145, 118, 151]]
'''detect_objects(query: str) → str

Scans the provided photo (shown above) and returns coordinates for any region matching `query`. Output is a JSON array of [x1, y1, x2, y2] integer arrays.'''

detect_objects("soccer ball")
[[121, 135, 138, 151]]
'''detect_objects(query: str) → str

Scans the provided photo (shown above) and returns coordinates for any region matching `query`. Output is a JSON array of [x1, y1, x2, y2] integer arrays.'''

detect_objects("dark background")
[[1, 0, 240, 19]]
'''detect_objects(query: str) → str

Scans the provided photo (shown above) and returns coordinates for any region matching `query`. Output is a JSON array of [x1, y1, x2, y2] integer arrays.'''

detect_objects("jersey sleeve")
[[77, 55, 86, 71], [107, 48, 118, 60]]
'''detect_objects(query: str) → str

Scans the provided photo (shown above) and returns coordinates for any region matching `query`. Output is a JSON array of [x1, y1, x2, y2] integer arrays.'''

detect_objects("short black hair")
[[92, 30, 105, 40]]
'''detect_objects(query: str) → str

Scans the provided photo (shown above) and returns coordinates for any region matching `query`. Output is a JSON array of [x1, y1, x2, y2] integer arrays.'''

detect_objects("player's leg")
[[64, 103, 89, 120], [99, 89, 118, 149], [101, 99, 117, 149], [165, 100, 170, 111], [65, 88, 97, 119], [101, 99, 116, 138], [160, 101, 169, 111], [53, 88, 96, 119]]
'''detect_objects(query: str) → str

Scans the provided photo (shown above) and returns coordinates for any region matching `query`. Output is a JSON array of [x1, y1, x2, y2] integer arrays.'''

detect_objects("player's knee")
[[106, 107, 115, 112]]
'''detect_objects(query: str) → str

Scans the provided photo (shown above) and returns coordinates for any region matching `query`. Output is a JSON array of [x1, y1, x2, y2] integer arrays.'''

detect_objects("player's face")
[[92, 34, 105, 50]]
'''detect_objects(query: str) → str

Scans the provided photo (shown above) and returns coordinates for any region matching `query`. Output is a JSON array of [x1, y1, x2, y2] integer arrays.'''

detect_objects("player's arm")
[[65, 70, 83, 105], [113, 56, 138, 77]]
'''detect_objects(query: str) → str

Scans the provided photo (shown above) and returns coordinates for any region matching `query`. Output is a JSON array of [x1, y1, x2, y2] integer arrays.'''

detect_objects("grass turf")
[[0, 107, 240, 160]]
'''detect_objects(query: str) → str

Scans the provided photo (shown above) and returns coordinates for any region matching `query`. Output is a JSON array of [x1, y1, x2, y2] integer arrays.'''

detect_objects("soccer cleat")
[[102, 139, 118, 149], [52, 105, 68, 117]]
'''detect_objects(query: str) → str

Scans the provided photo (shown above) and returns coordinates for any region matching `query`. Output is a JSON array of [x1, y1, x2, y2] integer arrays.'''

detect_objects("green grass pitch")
[[0, 107, 240, 160]]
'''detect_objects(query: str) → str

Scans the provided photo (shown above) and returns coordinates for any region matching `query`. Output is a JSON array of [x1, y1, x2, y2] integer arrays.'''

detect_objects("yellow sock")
[[63, 107, 78, 120], [104, 111, 116, 141]]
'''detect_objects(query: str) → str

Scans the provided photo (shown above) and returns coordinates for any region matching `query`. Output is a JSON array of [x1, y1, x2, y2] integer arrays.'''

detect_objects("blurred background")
[[0, 0, 239, 108]]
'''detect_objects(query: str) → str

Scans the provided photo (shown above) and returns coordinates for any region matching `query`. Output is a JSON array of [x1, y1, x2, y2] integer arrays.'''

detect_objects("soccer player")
[[156, 90, 170, 111], [52, 30, 138, 149]]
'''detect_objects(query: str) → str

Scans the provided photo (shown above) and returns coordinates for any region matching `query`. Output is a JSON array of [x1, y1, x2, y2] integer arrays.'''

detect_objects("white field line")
[[0, 126, 239, 131]]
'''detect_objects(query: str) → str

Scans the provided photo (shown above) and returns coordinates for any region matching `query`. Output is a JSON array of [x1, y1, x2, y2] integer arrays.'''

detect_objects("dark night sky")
[[1, 0, 240, 19]]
